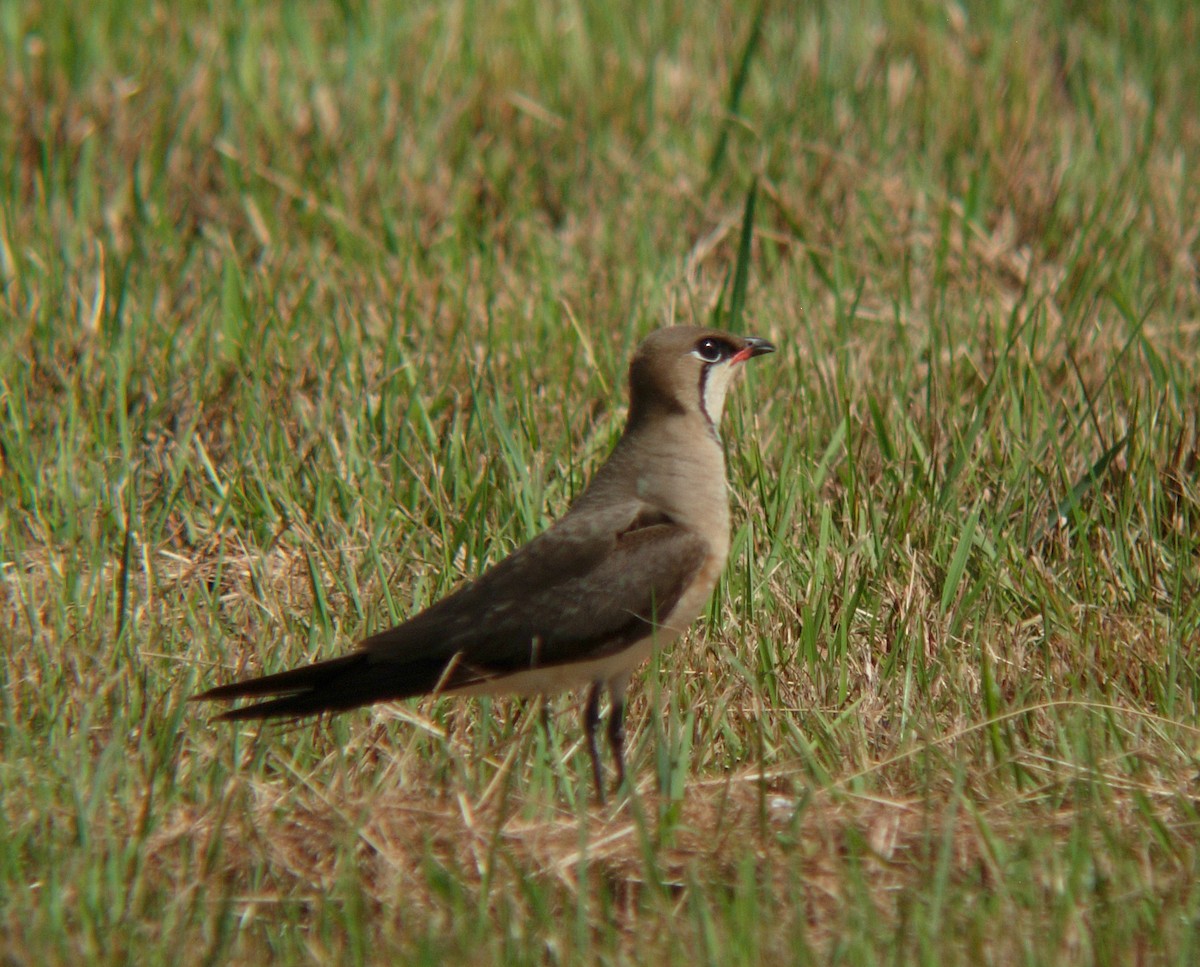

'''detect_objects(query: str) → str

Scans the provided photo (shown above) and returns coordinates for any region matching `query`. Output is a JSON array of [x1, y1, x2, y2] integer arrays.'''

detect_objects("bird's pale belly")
[[452, 636, 662, 697]]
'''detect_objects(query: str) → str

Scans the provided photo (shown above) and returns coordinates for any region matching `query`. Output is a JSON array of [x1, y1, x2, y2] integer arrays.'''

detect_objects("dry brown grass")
[[4, 0, 1200, 962]]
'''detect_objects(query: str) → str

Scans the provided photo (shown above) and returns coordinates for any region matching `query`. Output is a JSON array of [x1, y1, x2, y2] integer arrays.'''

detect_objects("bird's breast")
[[660, 537, 727, 636]]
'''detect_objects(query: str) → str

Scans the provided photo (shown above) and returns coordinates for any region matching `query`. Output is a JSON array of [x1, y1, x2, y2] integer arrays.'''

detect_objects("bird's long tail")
[[192, 653, 433, 721]]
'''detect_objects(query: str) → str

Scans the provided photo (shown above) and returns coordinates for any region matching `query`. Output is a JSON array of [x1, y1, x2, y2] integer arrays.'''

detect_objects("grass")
[[2, 0, 1199, 962]]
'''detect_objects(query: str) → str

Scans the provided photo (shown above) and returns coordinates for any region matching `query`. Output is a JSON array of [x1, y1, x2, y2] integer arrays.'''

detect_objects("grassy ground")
[[3, 0, 1199, 962]]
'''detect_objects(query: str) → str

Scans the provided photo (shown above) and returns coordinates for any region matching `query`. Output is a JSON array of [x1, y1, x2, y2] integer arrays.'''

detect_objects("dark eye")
[[692, 338, 726, 363]]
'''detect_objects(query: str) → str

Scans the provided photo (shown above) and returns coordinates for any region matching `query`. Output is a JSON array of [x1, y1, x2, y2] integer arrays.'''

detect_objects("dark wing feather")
[[194, 503, 708, 719], [365, 517, 707, 682]]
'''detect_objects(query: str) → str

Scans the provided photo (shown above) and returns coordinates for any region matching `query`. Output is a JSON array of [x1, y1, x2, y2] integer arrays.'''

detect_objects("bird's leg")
[[584, 683, 605, 802], [607, 688, 627, 794]]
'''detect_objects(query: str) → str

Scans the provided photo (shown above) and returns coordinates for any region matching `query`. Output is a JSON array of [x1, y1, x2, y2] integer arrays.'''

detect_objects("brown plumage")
[[194, 326, 775, 797]]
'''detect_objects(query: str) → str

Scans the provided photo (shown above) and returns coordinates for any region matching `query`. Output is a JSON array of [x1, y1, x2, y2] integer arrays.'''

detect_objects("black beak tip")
[[745, 335, 776, 357]]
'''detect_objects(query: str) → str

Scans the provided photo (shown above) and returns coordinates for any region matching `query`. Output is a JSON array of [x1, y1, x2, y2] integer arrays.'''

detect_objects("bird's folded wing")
[[196, 504, 709, 717], [359, 507, 709, 683]]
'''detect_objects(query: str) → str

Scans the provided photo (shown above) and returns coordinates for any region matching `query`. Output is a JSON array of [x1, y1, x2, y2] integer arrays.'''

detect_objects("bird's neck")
[[579, 412, 730, 528]]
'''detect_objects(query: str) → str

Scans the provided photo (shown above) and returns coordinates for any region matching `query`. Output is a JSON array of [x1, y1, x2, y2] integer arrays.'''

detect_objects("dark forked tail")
[[192, 654, 372, 720], [193, 652, 455, 721]]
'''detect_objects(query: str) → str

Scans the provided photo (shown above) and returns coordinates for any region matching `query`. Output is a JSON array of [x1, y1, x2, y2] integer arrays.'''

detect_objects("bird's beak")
[[732, 335, 776, 364]]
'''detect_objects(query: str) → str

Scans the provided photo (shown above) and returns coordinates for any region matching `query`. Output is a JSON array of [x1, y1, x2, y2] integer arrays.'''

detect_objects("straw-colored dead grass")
[[145, 706, 1199, 958]]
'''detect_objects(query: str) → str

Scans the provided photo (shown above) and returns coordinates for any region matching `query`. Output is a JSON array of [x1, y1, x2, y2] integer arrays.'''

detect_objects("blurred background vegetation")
[[2, 1, 1198, 963]]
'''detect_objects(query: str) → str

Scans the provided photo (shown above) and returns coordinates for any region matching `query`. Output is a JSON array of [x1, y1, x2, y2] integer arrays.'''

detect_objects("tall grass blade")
[[706, 1, 767, 186], [727, 177, 758, 334]]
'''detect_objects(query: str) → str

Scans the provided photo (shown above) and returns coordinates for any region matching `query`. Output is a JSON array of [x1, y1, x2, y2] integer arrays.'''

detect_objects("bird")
[[194, 325, 775, 799]]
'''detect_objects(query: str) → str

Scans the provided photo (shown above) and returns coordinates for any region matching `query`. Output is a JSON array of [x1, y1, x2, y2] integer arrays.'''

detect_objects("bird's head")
[[626, 326, 775, 434]]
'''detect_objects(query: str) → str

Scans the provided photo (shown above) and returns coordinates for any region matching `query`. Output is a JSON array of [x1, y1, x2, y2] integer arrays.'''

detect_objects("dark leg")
[[607, 688, 627, 794], [584, 683, 605, 802]]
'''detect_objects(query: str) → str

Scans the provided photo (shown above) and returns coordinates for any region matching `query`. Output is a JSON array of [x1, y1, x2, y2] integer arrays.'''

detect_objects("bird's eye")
[[692, 338, 726, 363]]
